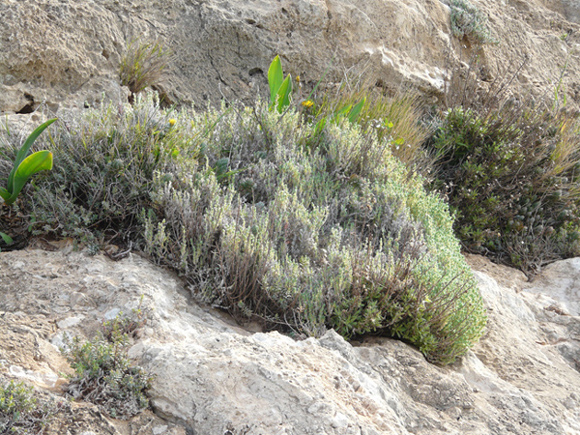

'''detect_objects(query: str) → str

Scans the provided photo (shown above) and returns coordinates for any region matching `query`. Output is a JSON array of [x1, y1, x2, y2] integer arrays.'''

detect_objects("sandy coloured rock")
[[1, 0, 580, 116], [0, 248, 580, 434]]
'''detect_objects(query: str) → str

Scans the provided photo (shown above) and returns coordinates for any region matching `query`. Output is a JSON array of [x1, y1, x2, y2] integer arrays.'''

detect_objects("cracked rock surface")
[[1, 248, 580, 434], [2, 0, 580, 118]]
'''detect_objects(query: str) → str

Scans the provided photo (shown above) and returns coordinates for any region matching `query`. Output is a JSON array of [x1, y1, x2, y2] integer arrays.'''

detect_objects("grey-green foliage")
[[62, 314, 153, 418], [0, 379, 54, 434], [22, 94, 486, 364], [23, 95, 181, 246], [142, 102, 487, 364], [447, 0, 494, 44]]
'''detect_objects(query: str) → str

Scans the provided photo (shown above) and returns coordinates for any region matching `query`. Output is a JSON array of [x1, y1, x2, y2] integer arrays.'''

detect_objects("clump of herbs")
[[446, 0, 495, 44], [26, 94, 181, 249], [430, 102, 580, 274], [0, 379, 56, 435], [18, 83, 486, 364], [140, 99, 486, 364], [62, 311, 153, 419]]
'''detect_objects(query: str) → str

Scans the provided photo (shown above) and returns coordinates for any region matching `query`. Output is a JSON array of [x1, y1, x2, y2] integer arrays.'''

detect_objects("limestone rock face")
[[1, 248, 580, 434], [1, 0, 580, 115]]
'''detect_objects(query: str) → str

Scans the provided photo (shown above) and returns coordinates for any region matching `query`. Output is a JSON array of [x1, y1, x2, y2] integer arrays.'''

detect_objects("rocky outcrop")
[[1, 0, 580, 116], [1, 247, 580, 434]]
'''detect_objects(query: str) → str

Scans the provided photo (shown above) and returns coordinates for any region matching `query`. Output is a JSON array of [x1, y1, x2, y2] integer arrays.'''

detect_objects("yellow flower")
[[169, 118, 177, 126], [301, 100, 314, 108]]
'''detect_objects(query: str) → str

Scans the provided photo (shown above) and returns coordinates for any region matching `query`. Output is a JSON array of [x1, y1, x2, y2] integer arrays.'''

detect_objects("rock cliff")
[[1, 247, 580, 434], [1, 0, 580, 115]]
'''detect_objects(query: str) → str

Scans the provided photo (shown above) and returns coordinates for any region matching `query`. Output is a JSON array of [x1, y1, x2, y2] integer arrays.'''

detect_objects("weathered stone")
[[1, 249, 580, 434], [1, 0, 580, 117]]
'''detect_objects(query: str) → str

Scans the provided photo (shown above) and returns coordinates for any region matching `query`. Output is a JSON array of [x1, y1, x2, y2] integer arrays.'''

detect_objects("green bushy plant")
[[22, 91, 485, 364], [430, 104, 580, 273], [0, 379, 55, 434], [141, 101, 485, 364], [62, 314, 153, 418], [27, 95, 181, 247]]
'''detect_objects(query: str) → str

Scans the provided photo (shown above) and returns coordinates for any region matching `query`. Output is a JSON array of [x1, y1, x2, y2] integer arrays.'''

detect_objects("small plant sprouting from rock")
[[62, 311, 153, 419], [447, 0, 494, 44], [119, 39, 171, 98], [0, 118, 55, 251]]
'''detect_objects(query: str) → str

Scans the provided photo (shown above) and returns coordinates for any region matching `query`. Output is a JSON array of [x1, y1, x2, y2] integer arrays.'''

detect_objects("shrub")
[[62, 314, 153, 419], [447, 0, 494, 44], [19, 93, 485, 364], [27, 94, 181, 248], [141, 101, 486, 364], [306, 87, 434, 174], [0, 379, 55, 434], [430, 104, 580, 273]]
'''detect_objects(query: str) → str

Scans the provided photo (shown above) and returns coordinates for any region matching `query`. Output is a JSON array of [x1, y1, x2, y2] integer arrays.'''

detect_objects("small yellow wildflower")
[[296, 75, 300, 82], [301, 100, 314, 108], [169, 118, 177, 126]]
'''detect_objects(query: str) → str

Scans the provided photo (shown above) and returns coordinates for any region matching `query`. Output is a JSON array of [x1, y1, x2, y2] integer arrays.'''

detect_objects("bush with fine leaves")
[[141, 100, 485, 364], [430, 104, 580, 273], [16, 95, 485, 364]]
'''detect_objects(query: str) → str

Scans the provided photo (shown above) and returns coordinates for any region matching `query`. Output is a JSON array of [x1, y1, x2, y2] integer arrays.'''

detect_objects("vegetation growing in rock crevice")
[[446, 0, 495, 44], [10, 94, 486, 364], [62, 311, 153, 419], [0, 379, 56, 434]]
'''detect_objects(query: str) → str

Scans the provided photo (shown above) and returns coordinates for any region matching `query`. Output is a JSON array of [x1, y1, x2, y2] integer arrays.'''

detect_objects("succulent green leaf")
[[0, 232, 13, 245], [275, 74, 293, 113], [0, 187, 10, 203], [348, 98, 366, 123], [7, 118, 56, 195], [268, 55, 284, 105], [5, 151, 53, 205]]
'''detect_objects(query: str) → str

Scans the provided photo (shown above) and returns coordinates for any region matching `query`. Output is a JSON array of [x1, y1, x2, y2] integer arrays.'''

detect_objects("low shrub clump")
[[430, 103, 580, 273], [23, 99, 182, 250], [143, 99, 484, 364], [13, 93, 485, 364], [0, 379, 55, 434], [62, 313, 153, 419]]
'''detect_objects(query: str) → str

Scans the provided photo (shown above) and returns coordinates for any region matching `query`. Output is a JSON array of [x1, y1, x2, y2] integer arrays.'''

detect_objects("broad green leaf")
[[0, 187, 10, 203], [336, 105, 351, 117], [7, 118, 56, 195], [268, 56, 284, 105], [0, 232, 13, 245], [276, 74, 293, 113], [6, 151, 53, 205], [348, 98, 366, 123]]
